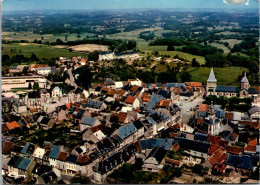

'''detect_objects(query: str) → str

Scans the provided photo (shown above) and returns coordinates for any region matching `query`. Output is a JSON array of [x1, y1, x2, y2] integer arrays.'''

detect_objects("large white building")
[[99, 51, 140, 61], [37, 67, 56, 75]]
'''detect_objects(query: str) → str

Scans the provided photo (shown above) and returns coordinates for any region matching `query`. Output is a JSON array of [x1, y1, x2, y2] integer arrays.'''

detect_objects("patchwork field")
[[209, 43, 230, 54], [221, 39, 242, 48], [2, 43, 89, 59], [69, 44, 109, 52]]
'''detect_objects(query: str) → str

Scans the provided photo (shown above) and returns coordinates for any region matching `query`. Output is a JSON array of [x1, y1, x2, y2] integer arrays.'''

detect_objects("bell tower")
[[206, 68, 217, 96], [240, 72, 250, 90]]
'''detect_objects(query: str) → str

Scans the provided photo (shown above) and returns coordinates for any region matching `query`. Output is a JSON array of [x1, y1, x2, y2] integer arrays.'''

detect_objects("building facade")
[[206, 68, 260, 103]]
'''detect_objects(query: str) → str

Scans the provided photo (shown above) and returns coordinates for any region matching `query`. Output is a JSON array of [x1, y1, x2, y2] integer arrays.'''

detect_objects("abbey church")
[[206, 68, 260, 103]]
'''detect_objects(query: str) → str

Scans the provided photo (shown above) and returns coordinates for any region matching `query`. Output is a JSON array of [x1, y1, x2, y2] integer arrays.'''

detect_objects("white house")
[[37, 67, 56, 75], [52, 87, 62, 98], [125, 96, 140, 109]]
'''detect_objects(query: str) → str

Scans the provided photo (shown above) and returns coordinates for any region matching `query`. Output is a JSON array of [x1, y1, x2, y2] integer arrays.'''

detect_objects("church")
[[206, 68, 260, 103]]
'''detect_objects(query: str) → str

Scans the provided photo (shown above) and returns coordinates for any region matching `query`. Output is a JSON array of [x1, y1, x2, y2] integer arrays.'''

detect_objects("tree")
[[192, 164, 204, 175], [28, 82, 32, 89], [70, 173, 91, 184], [167, 45, 175, 51], [77, 34, 81, 38], [30, 53, 39, 62], [73, 67, 93, 90], [180, 71, 191, 82], [33, 82, 40, 90], [191, 58, 200, 67]]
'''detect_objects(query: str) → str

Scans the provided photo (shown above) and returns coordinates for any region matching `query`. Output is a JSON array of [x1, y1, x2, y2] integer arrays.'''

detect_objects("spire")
[[207, 68, 217, 83], [241, 72, 249, 83]]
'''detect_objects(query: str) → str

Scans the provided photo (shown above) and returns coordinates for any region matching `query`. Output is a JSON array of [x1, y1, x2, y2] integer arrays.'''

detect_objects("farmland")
[[2, 43, 89, 59]]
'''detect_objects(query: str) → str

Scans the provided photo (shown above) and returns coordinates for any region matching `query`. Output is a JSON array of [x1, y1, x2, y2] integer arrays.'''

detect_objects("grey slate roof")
[[81, 116, 97, 126], [248, 88, 259, 94], [85, 99, 103, 109], [248, 106, 260, 115], [49, 145, 60, 159], [238, 155, 253, 170], [215, 86, 240, 93], [207, 68, 217, 82], [18, 157, 31, 170], [241, 72, 249, 83], [117, 123, 137, 139]]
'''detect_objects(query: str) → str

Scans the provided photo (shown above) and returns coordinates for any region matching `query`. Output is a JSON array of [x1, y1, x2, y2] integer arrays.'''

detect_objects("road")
[[173, 96, 204, 124], [68, 68, 78, 89]]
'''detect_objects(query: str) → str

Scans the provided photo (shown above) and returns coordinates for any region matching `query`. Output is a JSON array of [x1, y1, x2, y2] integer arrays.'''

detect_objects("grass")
[[137, 43, 206, 64], [221, 39, 242, 48], [182, 66, 248, 85], [209, 43, 230, 54], [2, 31, 96, 43], [2, 43, 89, 59]]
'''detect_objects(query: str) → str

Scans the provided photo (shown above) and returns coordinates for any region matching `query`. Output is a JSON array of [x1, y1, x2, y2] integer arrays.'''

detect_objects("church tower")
[[240, 72, 250, 90], [206, 68, 217, 96]]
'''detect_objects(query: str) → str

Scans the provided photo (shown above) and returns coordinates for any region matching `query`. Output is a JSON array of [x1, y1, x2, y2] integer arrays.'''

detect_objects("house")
[[133, 119, 145, 139], [37, 116, 55, 130], [52, 87, 62, 98], [76, 154, 92, 175], [21, 142, 36, 158], [142, 147, 167, 172], [36, 171, 57, 184], [206, 69, 260, 103], [125, 96, 140, 109], [37, 67, 56, 75], [48, 145, 60, 167], [80, 116, 101, 131], [82, 124, 108, 142], [248, 106, 260, 121], [112, 122, 138, 146], [82, 99, 107, 112], [2, 141, 15, 156], [6, 121, 21, 131], [8, 156, 36, 178], [32, 147, 46, 164], [55, 152, 68, 173], [29, 64, 49, 72], [65, 154, 78, 175]]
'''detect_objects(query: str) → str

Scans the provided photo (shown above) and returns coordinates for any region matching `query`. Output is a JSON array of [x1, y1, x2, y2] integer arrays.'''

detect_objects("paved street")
[[68, 68, 78, 89], [173, 96, 204, 123]]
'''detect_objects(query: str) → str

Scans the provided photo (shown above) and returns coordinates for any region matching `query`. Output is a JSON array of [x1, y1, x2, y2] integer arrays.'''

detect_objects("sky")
[[1, 0, 259, 12]]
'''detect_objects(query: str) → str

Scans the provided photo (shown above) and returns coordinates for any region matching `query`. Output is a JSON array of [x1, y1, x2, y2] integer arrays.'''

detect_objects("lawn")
[[2, 43, 89, 59], [182, 66, 248, 85]]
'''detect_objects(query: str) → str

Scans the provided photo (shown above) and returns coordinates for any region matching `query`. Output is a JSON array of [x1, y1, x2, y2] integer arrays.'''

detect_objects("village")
[[1, 51, 260, 184]]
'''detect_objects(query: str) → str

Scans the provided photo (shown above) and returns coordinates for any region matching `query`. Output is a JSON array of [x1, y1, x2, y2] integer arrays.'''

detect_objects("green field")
[[2, 31, 96, 43], [182, 66, 248, 85], [221, 39, 242, 48], [209, 43, 230, 54], [2, 43, 89, 59], [137, 43, 206, 64]]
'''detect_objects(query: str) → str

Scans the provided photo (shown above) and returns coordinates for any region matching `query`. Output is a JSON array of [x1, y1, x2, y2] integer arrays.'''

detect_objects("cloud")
[[223, 0, 249, 5]]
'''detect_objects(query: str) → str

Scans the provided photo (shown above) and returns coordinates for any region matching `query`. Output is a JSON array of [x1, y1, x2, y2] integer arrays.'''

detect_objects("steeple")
[[241, 72, 249, 83], [207, 68, 217, 83]]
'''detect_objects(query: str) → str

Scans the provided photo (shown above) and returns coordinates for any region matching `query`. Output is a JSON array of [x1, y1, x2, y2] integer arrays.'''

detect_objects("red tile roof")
[[213, 163, 227, 173], [131, 85, 139, 92], [208, 144, 222, 155], [125, 96, 136, 104], [248, 138, 257, 146], [238, 121, 260, 129], [199, 104, 209, 111], [172, 143, 180, 152], [118, 112, 128, 123], [2, 123, 9, 133], [225, 145, 243, 155], [6, 121, 20, 130], [244, 144, 256, 152], [107, 89, 116, 96], [197, 118, 204, 125], [77, 155, 91, 164], [133, 141, 142, 153], [57, 152, 68, 161], [90, 124, 109, 134], [189, 82, 202, 87], [159, 100, 170, 107], [208, 154, 219, 166], [2, 141, 14, 154], [225, 113, 234, 120]]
